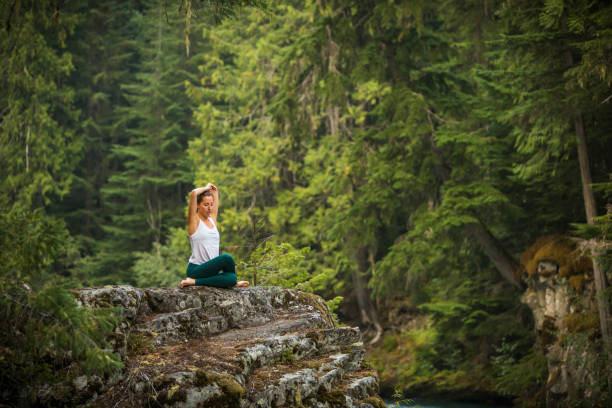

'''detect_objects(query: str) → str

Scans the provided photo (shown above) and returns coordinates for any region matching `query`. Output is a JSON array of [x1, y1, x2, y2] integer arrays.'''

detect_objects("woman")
[[179, 183, 249, 288]]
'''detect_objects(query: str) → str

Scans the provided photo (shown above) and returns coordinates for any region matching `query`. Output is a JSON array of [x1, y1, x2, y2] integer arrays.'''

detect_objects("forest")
[[1, 0, 611, 406]]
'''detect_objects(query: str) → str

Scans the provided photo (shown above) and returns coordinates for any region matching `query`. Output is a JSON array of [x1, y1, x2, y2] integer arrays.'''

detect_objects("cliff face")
[[520, 235, 608, 406], [55, 285, 382, 408]]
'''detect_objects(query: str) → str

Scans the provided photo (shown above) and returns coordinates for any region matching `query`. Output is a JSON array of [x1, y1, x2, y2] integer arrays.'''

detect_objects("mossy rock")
[[306, 330, 324, 344], [357, 395, 386, 408], [152, 374, 174, 389], [316, 388, 345, 406], [194, 369, 245, 407], [281, 348, 296, 363], [564, 312, 600, 334], [520, 235, 592, 278], [291, 291, 335, 327], [148, 384, 187, 406], [270, 348, 297, 365]]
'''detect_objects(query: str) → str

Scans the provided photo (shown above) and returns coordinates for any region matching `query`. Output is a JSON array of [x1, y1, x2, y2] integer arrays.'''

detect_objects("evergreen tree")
[[0, 3, 125, 398], [0, 205, 123, 405], [96, 1, 200, 283], [0, 0, 81, 209], [488, 0, 612, 357], [186, 2, 316, 254], [185, 0, 601, 400], [44, 1, 145, 284]]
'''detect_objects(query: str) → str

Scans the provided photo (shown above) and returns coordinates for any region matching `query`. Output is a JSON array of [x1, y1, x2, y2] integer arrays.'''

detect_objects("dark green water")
[[384, 399, 504, 408]]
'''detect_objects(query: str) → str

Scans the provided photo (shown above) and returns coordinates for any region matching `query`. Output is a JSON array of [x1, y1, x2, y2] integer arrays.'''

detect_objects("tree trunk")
[[324, 23, 383, 343], [427, 131, 523, 289], [353, 246, 383, 344], [574, 114, 611, 350], [575, 115, 598, 223], [561, 39, 611, 379], [466, 222, 523, 289], [25, 125, 30, 173]]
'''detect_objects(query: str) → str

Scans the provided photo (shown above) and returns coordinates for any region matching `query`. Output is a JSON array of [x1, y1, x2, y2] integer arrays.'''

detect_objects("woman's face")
[[198, 195, 214, 217]]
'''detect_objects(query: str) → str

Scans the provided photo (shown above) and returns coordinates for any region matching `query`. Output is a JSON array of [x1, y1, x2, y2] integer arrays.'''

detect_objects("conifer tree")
[[47, 0, 144, 276], [489, 0, 612, 353], [0, 0, 81, 208], [99, 1, 199, 282], [0, 205, 123, 405], [0, 3, 124, 401]]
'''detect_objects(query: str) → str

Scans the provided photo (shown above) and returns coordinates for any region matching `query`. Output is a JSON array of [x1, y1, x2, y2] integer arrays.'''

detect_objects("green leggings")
[[186, 253, 237, 288]]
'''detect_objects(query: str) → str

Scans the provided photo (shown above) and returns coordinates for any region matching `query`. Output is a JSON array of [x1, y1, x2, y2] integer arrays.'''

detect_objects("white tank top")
[[188, 217, 220, 265]]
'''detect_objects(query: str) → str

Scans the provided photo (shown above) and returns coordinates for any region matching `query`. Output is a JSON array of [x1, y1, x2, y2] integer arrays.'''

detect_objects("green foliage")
[[52, 0, 145, 257], [325, 295, 344, 317], [98, 1, 200, 282], [388, 387, 415, 408], [485, 0, 612, 210], [494, 348, 548, 400], [0, 206, 123, 403], [0, 0, 82, 208], [1, 0, 610, 404], [0, 206, 69, 282], [133, 227, 191, 287], [185, 2, 610, 401], [240, 242, 313, 290]]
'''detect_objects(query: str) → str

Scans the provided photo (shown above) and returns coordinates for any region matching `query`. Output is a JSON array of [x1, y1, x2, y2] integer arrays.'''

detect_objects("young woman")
[[179, 183, 249, 289]]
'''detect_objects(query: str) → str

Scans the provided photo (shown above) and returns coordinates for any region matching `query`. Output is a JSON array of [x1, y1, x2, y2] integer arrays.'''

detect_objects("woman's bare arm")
[[210, 184, 219, 223], [187, 184, 212, 236]]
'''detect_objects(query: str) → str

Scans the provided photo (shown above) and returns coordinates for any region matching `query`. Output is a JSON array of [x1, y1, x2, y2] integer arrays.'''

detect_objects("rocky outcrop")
[[520, 235, 609, 406], [60, 285, 383, 407]]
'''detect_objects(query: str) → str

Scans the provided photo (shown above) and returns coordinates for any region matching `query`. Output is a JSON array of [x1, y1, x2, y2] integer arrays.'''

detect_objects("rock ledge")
[[69, 285, 383, 408]]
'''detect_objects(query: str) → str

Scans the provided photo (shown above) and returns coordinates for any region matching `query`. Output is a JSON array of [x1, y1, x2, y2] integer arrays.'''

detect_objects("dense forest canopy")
[[1, 0, 611, 406]]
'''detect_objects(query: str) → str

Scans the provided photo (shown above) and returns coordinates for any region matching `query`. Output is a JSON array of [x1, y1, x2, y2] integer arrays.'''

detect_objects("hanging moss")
[[564, 312, 600, 334], [520, 235, 592, 278], [568, 275, 586, 292], [540, 316, 558, 349]]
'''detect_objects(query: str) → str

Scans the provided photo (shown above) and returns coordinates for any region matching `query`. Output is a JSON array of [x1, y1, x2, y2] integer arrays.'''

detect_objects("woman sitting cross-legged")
[[179, 183, 249, 289]]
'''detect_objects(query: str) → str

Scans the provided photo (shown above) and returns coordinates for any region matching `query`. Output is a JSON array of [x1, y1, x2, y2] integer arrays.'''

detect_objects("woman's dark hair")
[[197, 190, 213, 205]]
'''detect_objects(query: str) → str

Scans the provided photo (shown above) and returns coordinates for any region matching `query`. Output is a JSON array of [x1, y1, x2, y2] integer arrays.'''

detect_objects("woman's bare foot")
[[234, 280, 249, 288], [180, 277, 196, 288]]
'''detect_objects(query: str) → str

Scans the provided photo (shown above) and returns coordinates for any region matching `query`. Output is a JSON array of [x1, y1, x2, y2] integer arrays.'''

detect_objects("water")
[[384, 399, 503, 408]]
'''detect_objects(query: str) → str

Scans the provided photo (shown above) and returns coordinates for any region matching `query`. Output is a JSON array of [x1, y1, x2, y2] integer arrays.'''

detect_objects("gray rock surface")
[[68, 285, 383, 407], [521, 242, 607, 407]]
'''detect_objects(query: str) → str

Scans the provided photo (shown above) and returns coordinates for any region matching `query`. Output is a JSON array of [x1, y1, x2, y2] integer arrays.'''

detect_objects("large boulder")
[[63, 285, 383, 408]]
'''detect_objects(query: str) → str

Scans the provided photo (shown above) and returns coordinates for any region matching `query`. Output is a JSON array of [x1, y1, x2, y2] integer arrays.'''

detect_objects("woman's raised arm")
[[187, 184, 212, 236], [209, 184, 219, 223]]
